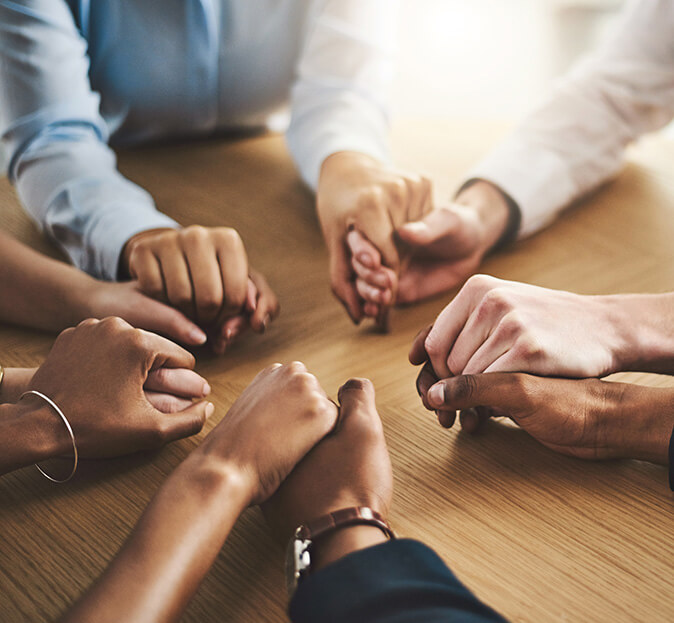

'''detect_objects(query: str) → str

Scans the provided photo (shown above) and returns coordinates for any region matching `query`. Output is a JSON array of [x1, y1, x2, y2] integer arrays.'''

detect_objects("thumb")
[[337, 378, 378, 427], [397, 207, 460, 246], [426, 373, 531, 416], [132, 295, 207, 346], [160, 400, 214, 443]]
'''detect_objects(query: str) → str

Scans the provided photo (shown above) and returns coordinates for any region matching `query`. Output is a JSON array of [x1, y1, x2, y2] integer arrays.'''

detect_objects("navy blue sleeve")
[[289, 539, 508, 623]]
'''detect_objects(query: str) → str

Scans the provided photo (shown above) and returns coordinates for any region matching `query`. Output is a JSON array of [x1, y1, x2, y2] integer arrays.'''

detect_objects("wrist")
[[174, 451, 253, 512], [0, 368, 36, 403], [0, 397, 71, 465], [599, 383, 674, 464], [455, 180, 515, 255], [605, 293, 674, 373]]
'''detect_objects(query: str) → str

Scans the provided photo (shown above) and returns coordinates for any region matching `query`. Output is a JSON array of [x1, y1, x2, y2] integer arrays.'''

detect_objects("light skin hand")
[[0, 317, 211, 476], [350, 180, 510, 317], [262, 378, 393, 570], [317, 151, 433, 327], [417, 275, 629, 381], [121, 226, 279, 351], [419, 371, 674, 464]]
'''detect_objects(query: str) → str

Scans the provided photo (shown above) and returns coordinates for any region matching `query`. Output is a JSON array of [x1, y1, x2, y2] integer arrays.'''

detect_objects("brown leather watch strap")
[[297, 506, 395, 542]]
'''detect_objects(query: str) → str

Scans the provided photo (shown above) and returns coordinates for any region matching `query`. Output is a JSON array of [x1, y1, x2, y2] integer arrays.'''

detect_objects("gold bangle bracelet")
[[20, 390, 78, 483], [0, 364, 4, 392]]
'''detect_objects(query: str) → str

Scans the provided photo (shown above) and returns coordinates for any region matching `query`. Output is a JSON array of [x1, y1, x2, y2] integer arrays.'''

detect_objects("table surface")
[[0, 120, 672, 623]]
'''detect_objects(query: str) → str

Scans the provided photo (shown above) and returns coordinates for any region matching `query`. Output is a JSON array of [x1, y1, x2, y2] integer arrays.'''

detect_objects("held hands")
[[121, 226, 279, 354], [190, 362, 339, 506], [262, 378, 393, 542], [25, 317, 211, 459], [317, 151, 433, 326]]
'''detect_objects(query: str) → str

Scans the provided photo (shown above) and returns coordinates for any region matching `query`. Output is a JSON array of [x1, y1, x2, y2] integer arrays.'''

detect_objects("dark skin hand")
[[263, 378, 394, 570], [413, 359, 674, 464]]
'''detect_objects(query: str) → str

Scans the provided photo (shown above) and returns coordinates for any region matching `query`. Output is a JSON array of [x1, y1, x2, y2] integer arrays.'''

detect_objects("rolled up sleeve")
[[286, 0, 399, 190], [0, 0, 177, 280]]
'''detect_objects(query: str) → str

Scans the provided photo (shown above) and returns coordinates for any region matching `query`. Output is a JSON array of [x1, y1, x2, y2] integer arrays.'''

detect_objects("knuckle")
[[498, 311, 526, 337], [480, 288, 512, 315], [217, 227, 243, 248], [183, 224, 209, 241], [466, 274, 497, 293], [514, 334, 543, 362], [450, 375, 479, 403], [341, 377, 372, 393]]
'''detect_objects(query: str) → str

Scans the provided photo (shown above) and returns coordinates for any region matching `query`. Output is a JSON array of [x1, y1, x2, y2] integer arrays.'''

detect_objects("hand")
[[317, 151, 433, 326], [417, 370, 674, 464], [121, 226, 279, 351], [191, 362, 338, 505], [413, 275, 623, 380], [350, 181, 511, 319], [24, 317, 212, 459], [262, 378, 393, 543], [0, 365, 210, 413]]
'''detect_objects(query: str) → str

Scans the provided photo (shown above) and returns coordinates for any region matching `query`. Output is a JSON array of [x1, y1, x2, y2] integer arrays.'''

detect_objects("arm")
[[467, 0, 674, 238], [0, 0, 177, 281], [61, 362, 338, 622]]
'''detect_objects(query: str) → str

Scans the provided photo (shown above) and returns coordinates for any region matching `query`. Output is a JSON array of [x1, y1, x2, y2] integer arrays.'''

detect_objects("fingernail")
[[401, 222, 426, 234], [202, 382, 211, 396], [357, 253, 375, 269], [224, 327, 235, 341], [205, 402, 215, 419], [428, 384, 444, 406], [262, 313, 271, 332], [191, 328, 208, 344]]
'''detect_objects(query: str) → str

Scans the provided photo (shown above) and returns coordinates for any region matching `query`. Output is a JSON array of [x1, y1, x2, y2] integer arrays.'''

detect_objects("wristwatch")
[[285, 506, 395, 597]]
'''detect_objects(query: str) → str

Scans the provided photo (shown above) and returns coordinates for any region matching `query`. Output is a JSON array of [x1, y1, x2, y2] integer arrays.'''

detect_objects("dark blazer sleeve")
[[289, 539, 508, 623]]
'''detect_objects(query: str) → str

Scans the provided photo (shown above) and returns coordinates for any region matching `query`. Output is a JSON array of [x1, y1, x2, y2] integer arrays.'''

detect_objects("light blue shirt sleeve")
[[0, 0, 178, 280]]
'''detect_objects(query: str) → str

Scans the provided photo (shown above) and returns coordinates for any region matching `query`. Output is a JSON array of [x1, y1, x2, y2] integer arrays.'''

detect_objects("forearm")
[[0, 368, 36, 403], [602, 292, 674, 374], [0, 232, 95, 330], [61, 454, 249, 623]]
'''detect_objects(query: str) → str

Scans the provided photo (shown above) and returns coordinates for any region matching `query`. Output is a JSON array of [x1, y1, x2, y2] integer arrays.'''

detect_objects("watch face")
[[285, 531, 312, 597]]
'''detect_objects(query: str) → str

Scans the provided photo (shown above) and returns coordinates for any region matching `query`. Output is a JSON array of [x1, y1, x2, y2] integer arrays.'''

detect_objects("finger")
[[363, 301, 380, 318], [130, 247, 166, 302], [337, 378, 380, 428], [409, 324, 433, 365], [329, 234, 363, 324], [444, 307, 495, 376], [396, 207, 461, 247], [159, 400, 214, 444], [426, 373, 532, 414], [216, 235, 249, 320], [346, 229, 382, 270], [158, 247, 195, 318], [248, 271, 280, 333], [424, 278, 493, 378], [352, 256, 391, 290], [145, 391, 194, 413], [459, 407, 490, 434], [462, 329, 514, 375], [245, 279, 257, 314], [182, 232, 224, 326], [437, 410, 457, 429], [126, 290, 207, 346], [415, 361, 438, 411], [355, 277, 391, 305], [145, 368, 210, 398], [396, 259, 471, 305], [406, 175, 433, 222], [135, 329, 197, 371]]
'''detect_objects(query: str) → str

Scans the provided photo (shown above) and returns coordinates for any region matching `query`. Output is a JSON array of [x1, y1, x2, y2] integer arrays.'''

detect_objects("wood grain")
[[0, 120, 672, 622]]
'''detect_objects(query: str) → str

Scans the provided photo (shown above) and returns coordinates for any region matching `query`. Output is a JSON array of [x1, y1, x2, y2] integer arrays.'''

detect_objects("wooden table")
[[0, 120, 672, 622]]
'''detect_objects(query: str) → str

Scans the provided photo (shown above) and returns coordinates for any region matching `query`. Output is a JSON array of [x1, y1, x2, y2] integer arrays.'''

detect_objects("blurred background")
[[393, 0, 625, 122]]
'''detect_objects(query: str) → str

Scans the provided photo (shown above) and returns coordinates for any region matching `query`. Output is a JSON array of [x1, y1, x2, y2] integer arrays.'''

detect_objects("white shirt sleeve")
[[286, 0, 400, 190], [0, 0, 178, 280], [468, 0, 674, 238]]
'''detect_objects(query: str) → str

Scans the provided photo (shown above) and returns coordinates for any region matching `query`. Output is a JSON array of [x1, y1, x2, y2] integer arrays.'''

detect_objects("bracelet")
[[0, 364, 4, 393], [20, 390, 78, 483]]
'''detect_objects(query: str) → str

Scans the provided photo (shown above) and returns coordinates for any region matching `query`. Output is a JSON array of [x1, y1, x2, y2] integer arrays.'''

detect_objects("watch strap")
[[297, 506, 395, 542]]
